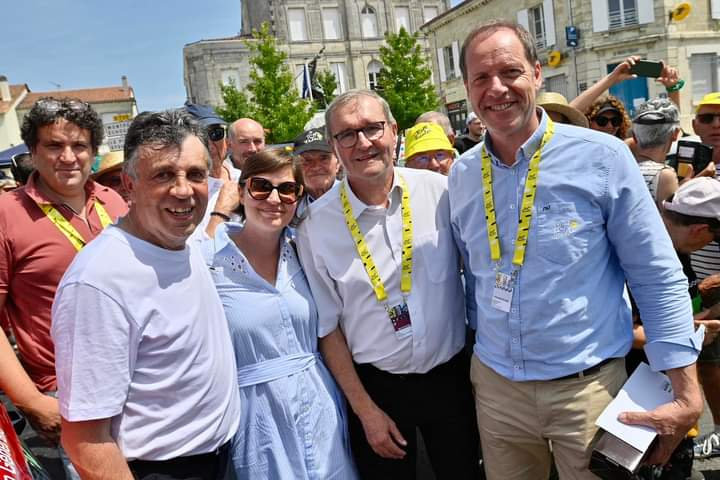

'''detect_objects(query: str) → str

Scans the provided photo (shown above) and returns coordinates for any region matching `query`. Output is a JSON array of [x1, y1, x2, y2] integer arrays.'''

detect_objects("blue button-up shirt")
[[449, 110, 703, 381]]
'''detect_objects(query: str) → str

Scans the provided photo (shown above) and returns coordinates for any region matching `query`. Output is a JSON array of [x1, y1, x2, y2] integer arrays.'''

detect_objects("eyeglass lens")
[[247, 177, 301, 204], [697, 113, 720, 125]]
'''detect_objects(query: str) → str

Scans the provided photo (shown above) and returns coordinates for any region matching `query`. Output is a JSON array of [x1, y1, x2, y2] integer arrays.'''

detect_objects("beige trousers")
[[470, 355, 627, 480]]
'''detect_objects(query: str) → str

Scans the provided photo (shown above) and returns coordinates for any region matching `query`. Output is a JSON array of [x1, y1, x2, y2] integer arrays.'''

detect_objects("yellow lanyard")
[[481, 118, 554, 268], [38, 202, 113, 251], [340, 175, 413, 303]]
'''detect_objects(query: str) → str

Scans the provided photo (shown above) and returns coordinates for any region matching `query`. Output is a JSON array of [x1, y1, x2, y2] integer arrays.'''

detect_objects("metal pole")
[[567, 0, 579, 98]]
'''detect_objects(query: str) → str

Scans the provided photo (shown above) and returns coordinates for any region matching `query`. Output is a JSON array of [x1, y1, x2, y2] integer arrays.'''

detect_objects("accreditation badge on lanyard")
[[340, 176, 414, 339], [481, 118, 555, 313]]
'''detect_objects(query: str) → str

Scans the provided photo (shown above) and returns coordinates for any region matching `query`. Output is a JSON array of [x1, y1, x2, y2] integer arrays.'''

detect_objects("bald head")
[[228, 118, 265, 169]]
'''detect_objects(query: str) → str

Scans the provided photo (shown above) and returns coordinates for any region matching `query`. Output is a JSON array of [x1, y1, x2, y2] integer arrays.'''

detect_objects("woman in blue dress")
[[206, 149, 356, 479]]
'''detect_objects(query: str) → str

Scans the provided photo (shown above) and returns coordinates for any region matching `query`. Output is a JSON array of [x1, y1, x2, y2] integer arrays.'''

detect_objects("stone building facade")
[[184, 0, 451, 108], [421, 0, 720, 132]]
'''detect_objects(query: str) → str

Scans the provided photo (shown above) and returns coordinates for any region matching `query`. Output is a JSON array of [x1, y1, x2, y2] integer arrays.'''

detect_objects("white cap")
[[663, 177, 720, 219]]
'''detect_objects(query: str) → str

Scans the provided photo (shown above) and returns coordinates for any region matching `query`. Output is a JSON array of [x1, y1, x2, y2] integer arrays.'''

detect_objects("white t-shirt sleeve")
[[52, 282, 138, 422]]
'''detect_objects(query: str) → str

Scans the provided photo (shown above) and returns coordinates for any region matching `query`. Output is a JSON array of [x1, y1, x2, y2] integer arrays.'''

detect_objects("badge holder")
[[387, 300, 412, 339], [491, 269, 515, 313]]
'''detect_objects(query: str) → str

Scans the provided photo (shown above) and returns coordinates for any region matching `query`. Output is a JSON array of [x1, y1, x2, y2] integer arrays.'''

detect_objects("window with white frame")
[[322, 7, 342, 40], [608, 0, 638, 29], [691, 54, 720, 103], [423, 6, 439, 23], [368, 60, 382, 90], [395, 7, 411, 33], [443, 46, 456, 80], [331, 62, 347, 93], [437, 42, 461, 82], [361, 6, 378, 38], [288, 8, 307, 41], [221, 69, 239, 86], [529, 5, 546, 49]]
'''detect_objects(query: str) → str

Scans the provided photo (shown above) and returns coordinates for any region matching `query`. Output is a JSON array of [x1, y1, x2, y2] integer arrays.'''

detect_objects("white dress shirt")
[[296, 167, 465, 374]]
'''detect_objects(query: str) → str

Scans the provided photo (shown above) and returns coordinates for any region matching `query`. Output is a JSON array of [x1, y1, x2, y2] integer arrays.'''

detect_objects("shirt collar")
[[342, 168, 402, 219], [23, 170, 106, 206], [483, 108, 549, 168]]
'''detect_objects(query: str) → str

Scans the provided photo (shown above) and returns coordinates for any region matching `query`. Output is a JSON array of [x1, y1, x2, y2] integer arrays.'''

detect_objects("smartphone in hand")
[[630, 60, 663, 78]]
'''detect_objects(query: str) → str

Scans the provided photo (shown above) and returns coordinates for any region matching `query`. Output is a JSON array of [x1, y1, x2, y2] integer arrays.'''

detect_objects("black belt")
[[552, 357, 616, 381]]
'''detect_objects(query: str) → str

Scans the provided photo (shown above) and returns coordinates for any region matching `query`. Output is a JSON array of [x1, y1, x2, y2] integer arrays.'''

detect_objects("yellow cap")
[[404, 122, 453, 160], [697, 92, 720, 111]]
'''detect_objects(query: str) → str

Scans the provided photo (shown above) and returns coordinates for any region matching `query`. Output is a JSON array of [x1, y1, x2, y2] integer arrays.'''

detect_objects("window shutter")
[[637, 0, 655, 24], [452, 41, 461, 78], [543, 0, 556, 47], [517, 9, 529, 31], [437, 48, 447, 82], [591, 0, 609, 32]]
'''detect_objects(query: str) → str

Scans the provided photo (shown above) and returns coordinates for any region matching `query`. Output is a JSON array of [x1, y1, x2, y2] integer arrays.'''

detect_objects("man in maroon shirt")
[[0, 98, 127, 456]]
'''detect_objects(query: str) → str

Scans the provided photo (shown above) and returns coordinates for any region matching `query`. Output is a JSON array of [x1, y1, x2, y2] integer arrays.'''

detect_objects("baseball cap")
[[663, 177, 720, 219], [183, 102, 226, 127], [466, 111, 479, 125], [404, 122, 453, 160], [696, 92, 720, 111], [293, 128, 331, 155], [633, 97, 679, 125]]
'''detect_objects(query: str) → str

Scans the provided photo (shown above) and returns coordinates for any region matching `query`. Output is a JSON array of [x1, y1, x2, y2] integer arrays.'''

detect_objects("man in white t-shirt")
[[51, 110, 240, 479]]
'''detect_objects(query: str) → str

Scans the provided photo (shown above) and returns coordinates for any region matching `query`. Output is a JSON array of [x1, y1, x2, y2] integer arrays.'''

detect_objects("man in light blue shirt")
[[450, 20, 704, 479]]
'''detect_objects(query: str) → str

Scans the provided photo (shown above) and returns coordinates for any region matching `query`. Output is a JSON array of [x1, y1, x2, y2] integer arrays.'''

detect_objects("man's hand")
[[619, 365, 703, 465], [679, 161, 716, 185], [358, 404, 407, 459], [20, 393, 61, 444], [214, 179, 240, 215], [694, 310, 720, 345], [657, 62, 680, 89], [609, 55, 641, 84]]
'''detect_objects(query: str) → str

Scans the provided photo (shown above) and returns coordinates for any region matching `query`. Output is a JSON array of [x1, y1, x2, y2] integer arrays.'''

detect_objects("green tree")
[[216, 22, 315, 143], [314, 68, 338, 109], [377, 27, 439, 130]]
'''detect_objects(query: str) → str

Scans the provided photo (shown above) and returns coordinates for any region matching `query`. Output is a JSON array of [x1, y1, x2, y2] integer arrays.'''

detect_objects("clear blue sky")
[[2, 0, 462, 112]]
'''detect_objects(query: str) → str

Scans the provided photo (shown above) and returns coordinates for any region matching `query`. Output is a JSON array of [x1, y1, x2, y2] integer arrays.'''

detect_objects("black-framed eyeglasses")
[[697, 113, 720, 125], [332, 121, 386, 148], [243, 177, 303, 204], [207, 126, 226, 142], [594, 115, 622, 127]]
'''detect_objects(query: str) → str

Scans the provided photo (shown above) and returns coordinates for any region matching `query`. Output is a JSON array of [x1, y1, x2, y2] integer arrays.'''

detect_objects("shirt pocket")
[[416, 229, 456, 283], [535, 202, 601, 265]]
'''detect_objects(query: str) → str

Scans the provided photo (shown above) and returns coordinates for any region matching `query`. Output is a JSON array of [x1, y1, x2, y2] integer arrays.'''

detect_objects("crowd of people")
[[2, 19, 720, 480]]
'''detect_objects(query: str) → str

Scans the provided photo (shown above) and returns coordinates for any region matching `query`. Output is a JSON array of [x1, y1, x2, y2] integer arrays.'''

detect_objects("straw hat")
[[93, 151, 124, 177], [536, 92, 589, 128]]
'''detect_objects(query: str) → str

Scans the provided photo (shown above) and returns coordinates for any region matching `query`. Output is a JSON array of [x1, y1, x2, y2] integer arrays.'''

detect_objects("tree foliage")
[[216, 22, 315, 144], [377, 27, 439, 130], [315, 69, 338, 109]]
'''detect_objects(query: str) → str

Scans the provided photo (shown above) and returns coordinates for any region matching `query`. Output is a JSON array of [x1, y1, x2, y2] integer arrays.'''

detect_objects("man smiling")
[[450, 21, 704, 479], [52, 110, 239, 479]]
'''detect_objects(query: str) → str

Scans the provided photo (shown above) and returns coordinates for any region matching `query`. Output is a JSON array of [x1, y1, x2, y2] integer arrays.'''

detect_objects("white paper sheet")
[[595, 362, 674, 452]]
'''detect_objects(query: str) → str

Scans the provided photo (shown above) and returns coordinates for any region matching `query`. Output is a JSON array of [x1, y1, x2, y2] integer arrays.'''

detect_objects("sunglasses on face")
[[208, 126, 226, 142], [594, 116, 622, 127], [696, 113, 720, 125], [243, 177, 302, 204], [333, 121, 386, 148]]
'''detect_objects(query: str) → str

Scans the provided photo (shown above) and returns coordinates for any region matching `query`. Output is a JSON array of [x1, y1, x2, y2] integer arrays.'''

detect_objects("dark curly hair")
[[585, 95, 631, 140], [20, 97, 104, 153]]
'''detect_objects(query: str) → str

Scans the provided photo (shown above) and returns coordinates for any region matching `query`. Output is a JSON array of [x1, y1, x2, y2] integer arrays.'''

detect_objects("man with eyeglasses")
[[52, 110, 239, 479], [227, 118, 265, 170], [0, 97, 127, 478], [293, 127, 340, 213], [296, 89, 480, 479], [403, 122, 455, 175]]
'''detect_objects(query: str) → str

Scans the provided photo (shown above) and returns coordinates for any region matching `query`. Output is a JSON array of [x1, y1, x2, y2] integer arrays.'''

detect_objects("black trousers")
[[350, 350, 480, 479], [127, 442, 231, 480]]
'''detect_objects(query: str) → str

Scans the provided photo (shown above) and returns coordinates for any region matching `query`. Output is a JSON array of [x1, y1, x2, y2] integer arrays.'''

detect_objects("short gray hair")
[[123, 109, 210, 179], [325, 89, 396, 138], [415, 111, 453, 136], [632, 97, 680, 150]]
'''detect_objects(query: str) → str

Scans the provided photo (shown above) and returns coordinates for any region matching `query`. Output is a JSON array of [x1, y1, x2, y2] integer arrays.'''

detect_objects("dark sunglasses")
[[696, 113, 720, 125], [35, 98, 90, 114], [207, 126, 226, 142], [594, 116, 622, 127], [244, 177, 302, 204]]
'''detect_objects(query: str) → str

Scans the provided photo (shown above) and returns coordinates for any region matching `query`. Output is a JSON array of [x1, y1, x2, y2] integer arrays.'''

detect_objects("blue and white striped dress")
[[207, 224, 357, 480]]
